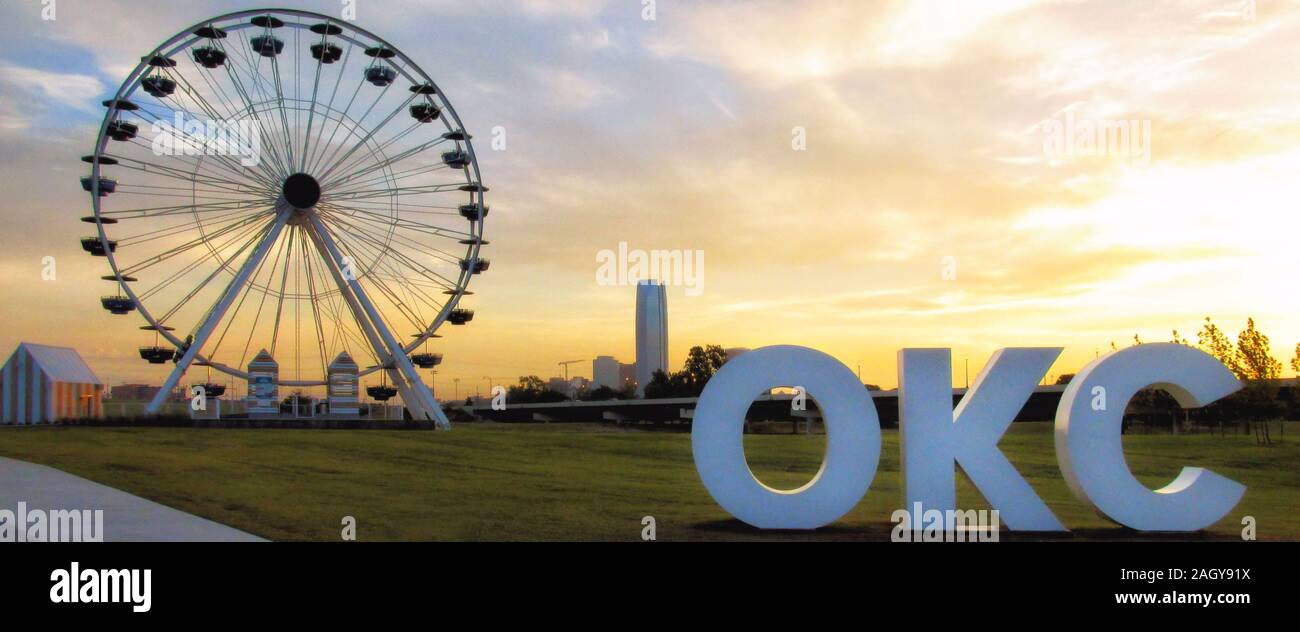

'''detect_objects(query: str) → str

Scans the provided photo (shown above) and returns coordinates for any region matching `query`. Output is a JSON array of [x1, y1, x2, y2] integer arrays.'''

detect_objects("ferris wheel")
[[81, 9, 490, 427]]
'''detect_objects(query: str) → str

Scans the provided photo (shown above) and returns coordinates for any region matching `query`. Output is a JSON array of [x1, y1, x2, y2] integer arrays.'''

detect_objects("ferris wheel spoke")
[[268, 226, 297, 356], [108, 187, 266, 204], [335, 236, 433, 332], [372, 257, 444, 318], [210, 38, 293, 179], [302, 37, 355, 171], [318, 202, 473, 243], [155, 62, 275, 183], [324, 183, 470, 204], [102, 153, 267, 196], [299, 231, 331, 379], [321, 136, 453, 192], [324, 159, 455, 197], [148, 214, 278, 323], [299, 33, 328, 173], [112, 181, 266, 198], [306, 48, 398, 178], [233, 226, 292, 372], [318, 211, 462, 290], [323, 208, 468, 269], [111, 137, 275, 194], [316, 92, 418, 183], [305, 54, 365, 176], [224, 37, 294, 170], [320, 120, 422, 189], [303, 211, 443, 423], [325, 201, 467, 238], [266, 41, 298, 172], [327, 220, 472, 269], [188, 52, 259, 134], [311, 74, 402, 181], [205, 220, 289, 370], [318, 219, 441, 331], [145, 205, 293, 413], [102, 198, 276, 222], [123, 104, 279, 190], [118, 209, 274, 277], [318, 200, 458, 215], [309, 253, 372, 368], [117, 204, 272, 248], [136, 213, 274, 305]]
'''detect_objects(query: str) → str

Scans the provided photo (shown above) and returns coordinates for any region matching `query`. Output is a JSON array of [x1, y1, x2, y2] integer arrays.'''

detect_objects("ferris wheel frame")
[[85, 8, 488, 426]]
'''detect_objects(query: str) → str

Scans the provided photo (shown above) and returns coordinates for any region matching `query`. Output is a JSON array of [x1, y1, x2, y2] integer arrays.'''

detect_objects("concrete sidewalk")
[[0, 457, 264, 542]]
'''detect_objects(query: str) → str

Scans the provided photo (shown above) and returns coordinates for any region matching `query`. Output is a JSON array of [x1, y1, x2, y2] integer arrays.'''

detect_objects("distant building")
[[619, 362, 636, 388], [593, 356, 620, 390], [635, 280, 668, 396], [246, 349, 279, 416], [571, 376, 590, 394], [547, 376, 591, 398], [1, 343, 103, 424], [110, 383, 161, 401], [327, 351, 359, 416], [547, 377, 570, 394]]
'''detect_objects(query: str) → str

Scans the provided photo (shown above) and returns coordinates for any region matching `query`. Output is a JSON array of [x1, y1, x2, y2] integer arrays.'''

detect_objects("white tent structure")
[[2, 343, 104, 424]]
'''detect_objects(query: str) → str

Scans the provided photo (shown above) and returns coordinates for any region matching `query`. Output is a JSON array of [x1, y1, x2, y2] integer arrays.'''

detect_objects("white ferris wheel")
[[82, 9, 490, 427]]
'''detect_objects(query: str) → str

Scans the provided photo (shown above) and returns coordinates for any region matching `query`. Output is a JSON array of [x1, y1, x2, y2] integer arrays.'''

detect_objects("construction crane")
[[558, 360, 583, 380]]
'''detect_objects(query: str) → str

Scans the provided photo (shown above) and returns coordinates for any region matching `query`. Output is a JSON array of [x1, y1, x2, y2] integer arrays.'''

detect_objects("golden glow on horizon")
[[0, 0, 1298, 396]]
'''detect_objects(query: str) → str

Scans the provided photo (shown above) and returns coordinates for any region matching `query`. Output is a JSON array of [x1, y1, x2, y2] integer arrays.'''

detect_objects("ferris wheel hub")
[[282, 172, 321, 209]]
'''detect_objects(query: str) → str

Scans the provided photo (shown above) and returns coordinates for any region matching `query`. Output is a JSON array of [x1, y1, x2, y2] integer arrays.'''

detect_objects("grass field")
[[0, 422, 1295, 541]]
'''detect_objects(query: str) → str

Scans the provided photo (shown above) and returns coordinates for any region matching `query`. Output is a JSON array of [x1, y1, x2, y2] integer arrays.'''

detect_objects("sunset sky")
[[0, 0, 1297, 396]]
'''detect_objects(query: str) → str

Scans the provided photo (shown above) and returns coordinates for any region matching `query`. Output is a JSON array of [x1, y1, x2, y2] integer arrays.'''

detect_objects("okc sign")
[[692, 343, 1246, 532]]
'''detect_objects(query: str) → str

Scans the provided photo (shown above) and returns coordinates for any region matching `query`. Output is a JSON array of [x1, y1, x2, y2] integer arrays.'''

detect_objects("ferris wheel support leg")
[[303, 213, 450, 428], [145, 206, 294, 415]]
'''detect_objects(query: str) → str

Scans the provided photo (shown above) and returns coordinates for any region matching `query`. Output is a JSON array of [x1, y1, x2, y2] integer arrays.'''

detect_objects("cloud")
[[528, 65, 620, 109], [644, 0, 1043, 84], [0, 63, 103, 112]]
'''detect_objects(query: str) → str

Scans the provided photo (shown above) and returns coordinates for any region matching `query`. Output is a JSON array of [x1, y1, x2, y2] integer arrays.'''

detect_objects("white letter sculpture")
[[692, 345, 880, 529], [1055, 343, 1246, 530], [899, 348, 1066, 531]]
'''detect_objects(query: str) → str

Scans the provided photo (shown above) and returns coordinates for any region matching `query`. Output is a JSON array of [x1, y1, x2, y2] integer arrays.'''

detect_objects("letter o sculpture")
[[692, 345, 881, 529]]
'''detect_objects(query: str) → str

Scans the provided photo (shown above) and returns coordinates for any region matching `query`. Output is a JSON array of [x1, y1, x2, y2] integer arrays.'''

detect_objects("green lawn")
[[0, 422, 1295, 541]]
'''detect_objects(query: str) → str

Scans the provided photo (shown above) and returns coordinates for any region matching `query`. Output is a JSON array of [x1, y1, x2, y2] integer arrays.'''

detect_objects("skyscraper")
[[635, 280, 668, 396], [593, 356, 620, 390]]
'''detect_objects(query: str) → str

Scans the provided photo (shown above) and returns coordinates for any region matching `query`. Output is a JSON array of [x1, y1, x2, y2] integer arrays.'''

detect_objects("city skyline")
[[0, 0, 1299, 396]]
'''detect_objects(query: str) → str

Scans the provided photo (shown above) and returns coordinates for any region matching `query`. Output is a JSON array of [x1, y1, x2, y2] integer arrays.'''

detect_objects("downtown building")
[[635, 280, 668, 396]]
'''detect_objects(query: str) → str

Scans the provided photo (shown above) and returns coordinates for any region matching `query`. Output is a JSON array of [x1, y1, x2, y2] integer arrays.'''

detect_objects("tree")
[[1292, 343, 1300, 378], [508, 375, 568, 403], [584, 385, 618, 401], [1197, 317, 1244, 379], [643, 369, 674, 399], [1171, 330, 1189, 346], [618, 382, 638, 400], [644, 345, 730, 399], [1237, 317, 1282, 381], [680, 345, 727, 390]]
